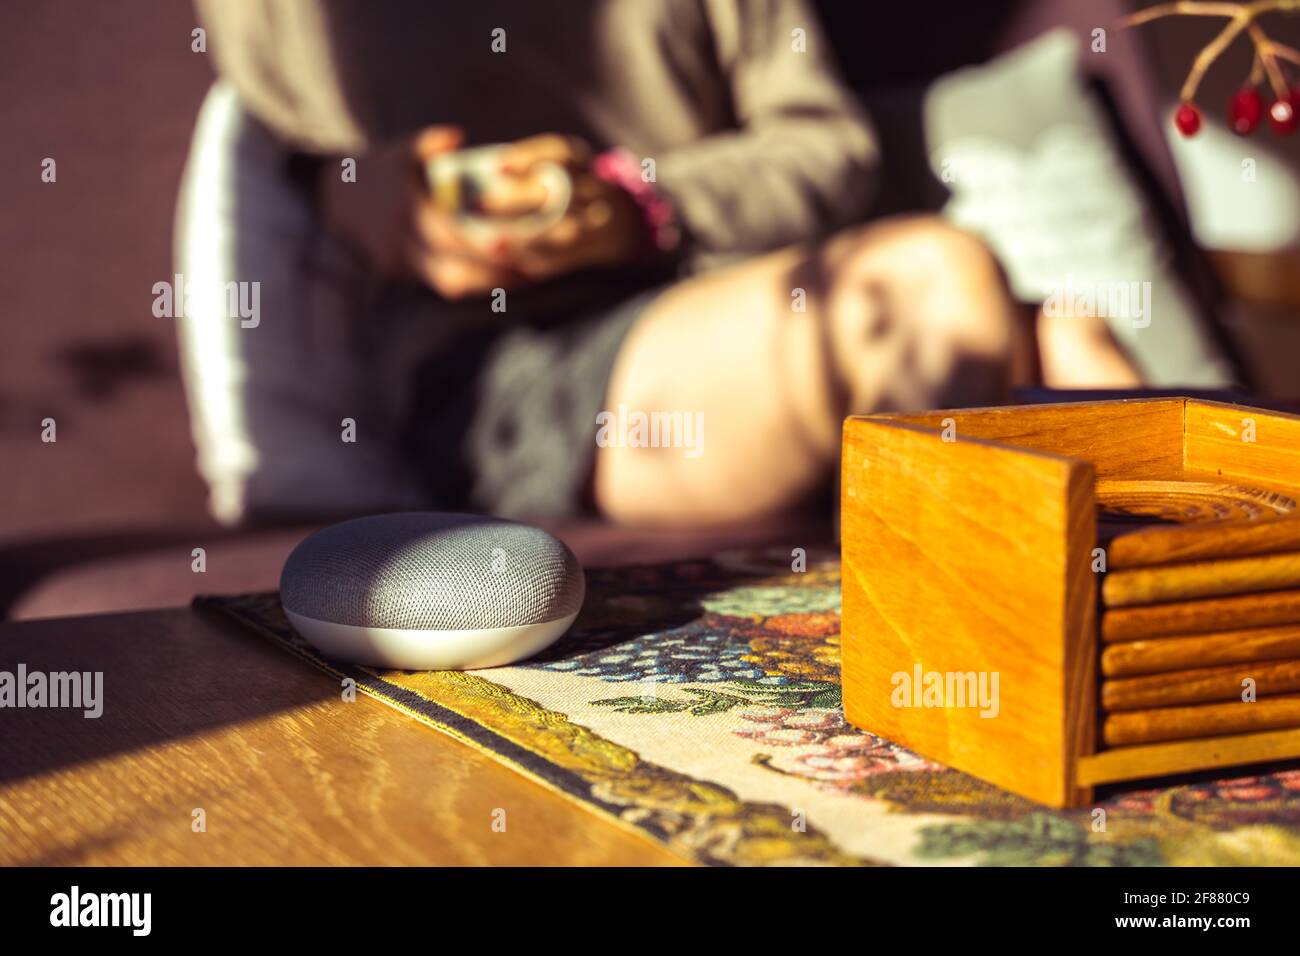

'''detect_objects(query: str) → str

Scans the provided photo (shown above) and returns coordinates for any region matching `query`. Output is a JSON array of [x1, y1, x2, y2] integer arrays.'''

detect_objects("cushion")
[[922, 29, 1237, 387]]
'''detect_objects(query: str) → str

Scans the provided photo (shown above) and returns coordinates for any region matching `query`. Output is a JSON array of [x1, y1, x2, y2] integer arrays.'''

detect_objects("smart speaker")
[[280, 512, 584, 670]]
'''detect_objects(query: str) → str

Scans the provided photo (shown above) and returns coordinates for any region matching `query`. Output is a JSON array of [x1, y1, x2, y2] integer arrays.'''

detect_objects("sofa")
[[1, 0, 1290, 620]]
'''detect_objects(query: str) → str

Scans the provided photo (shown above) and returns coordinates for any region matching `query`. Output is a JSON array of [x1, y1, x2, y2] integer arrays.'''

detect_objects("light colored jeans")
[[175, 82, 438, 525]]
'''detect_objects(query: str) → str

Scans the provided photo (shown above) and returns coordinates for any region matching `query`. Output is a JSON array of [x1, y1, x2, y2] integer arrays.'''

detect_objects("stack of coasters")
[[1101, 498, 1300, 747], [841, 397, 1300, 808]]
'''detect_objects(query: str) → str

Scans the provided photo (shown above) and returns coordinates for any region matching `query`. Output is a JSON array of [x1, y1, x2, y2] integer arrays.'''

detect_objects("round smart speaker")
[[279, 512, 585, 670]]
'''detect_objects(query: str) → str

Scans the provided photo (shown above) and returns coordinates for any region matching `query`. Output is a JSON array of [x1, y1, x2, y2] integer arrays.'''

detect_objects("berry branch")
[[1121, 0, 1300, 135]]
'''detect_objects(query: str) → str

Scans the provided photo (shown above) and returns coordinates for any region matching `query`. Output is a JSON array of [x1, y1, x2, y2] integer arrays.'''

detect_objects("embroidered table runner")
[[196, 548, 1300, 866]]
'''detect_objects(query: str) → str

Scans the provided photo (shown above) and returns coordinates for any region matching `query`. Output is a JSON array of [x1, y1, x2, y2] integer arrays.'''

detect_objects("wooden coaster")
[[1096, 479, 1296, 524]]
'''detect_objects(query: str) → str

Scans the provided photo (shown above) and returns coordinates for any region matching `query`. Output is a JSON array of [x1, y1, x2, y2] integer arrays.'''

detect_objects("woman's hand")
[[320, 126, 526, 299], [320, 129, 643, 300], [474, 134, 643, 282]]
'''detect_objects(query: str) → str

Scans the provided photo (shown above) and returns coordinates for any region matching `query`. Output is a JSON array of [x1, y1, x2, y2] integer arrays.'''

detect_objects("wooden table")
[[0, 607, 684, 866]]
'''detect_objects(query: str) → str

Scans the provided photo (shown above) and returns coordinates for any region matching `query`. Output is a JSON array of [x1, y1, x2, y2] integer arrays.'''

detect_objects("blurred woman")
[[176, 0, 1142, 527]]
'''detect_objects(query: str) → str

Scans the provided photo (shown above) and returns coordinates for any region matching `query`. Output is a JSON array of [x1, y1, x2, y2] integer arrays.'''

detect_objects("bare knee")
[[824, 216, 1018, 408], [881, 216, 1001, 272], [847, 215, 1008, 314]]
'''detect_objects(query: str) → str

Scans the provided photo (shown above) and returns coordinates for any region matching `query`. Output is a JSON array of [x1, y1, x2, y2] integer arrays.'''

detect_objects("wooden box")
[[840, 397, 1300, 807]]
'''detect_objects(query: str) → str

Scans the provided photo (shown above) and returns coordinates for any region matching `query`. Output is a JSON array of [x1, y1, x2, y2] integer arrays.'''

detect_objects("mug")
[[425, 143, 573, 242]]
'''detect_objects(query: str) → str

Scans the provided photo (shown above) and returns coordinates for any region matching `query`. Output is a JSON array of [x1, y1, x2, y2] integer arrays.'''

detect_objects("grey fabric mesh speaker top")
[[280, 513, 584, 630]]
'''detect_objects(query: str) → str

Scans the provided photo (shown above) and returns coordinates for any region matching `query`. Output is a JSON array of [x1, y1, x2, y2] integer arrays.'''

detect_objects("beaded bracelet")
[[591, 147, 681, 257]]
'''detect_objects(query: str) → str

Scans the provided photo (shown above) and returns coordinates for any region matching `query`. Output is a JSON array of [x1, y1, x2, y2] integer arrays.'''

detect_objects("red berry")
[[1229, 88, 1264, 135], [1269, 93, 1298, 135], [1174, 102, 1201, 137]]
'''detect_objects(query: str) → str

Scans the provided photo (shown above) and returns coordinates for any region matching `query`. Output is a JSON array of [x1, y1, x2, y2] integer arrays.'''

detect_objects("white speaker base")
[[284, 609, 580, 670]]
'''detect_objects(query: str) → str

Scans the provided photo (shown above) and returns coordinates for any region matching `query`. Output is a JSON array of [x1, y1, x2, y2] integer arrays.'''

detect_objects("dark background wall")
[[0, 2, 213, 542], [2, 0, 1294, 555]]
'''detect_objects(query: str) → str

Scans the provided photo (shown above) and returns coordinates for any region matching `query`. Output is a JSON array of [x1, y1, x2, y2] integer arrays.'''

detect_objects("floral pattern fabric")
[[197, 548, 1300, 866]]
